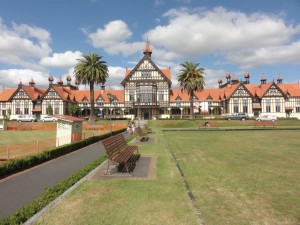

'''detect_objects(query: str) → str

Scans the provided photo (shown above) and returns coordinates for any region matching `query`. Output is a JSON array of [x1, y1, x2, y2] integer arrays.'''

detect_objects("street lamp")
[[107, 92, 114, 136], [148, 98, 151, 120], [137, 96, 140, 127]]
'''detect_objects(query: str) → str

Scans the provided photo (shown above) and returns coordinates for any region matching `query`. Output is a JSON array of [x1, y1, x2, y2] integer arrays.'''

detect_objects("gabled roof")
[[124, 67, 171, 81], [73, 89, 125, 103], [277, 83, 300, 97], [121, 54, 172, 86], [21, 85, 45, 100], [47, 84, 76, 102], [170, 85, 239, 102], [0, 89, 16, 101], [246, 82, 280, 98]]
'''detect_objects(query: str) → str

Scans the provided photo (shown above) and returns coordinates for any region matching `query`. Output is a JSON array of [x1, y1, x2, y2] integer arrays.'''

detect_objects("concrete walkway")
[[0, 133, 130, 219]]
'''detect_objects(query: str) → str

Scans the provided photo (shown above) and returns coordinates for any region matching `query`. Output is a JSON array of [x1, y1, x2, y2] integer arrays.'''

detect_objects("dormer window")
[[83, 99, 88, 106], [96, 98, 104, 106], [112, 99, 118, 106], [176, 97, 182, 106], [207, 95, 213, 106]]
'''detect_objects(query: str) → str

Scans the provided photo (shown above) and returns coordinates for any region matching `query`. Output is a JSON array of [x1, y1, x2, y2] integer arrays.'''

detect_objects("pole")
[[7, 145, 9, 161], [109, 104, 112, 136]]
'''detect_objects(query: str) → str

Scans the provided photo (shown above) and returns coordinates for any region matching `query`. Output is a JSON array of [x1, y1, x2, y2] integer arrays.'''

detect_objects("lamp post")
[[148, 98, 151, 120], [176, 97, 182, 119], [107, 92, 114, 136], [137, 96, 140, 127]]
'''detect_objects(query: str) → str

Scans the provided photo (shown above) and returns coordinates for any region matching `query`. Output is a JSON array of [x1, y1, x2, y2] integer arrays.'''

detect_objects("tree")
[[74, 53, 109, 121], [68, 103, 81, 116], [177, 61, 205, 120]]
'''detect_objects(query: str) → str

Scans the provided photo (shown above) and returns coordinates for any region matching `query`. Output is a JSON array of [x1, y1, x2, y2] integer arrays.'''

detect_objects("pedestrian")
[[131, 121, 136, 135]]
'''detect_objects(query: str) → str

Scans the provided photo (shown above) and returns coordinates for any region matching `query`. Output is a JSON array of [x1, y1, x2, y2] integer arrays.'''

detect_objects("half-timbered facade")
[[1, 41, 300, 120]]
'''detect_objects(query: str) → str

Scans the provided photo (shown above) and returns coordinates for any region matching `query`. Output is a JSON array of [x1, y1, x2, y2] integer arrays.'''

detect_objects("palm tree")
[[177, 61, 205, 120], [74, 53, 109, 121]]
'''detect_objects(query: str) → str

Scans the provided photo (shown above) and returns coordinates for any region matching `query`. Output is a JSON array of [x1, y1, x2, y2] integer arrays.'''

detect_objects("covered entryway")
[[141, 109, 151, 120]]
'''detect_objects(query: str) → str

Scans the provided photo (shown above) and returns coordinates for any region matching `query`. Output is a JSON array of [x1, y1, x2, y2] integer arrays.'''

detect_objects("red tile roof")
[[21, 85, 46, 100], [0, 89, 16, 101], [54, 115, 84, 122]]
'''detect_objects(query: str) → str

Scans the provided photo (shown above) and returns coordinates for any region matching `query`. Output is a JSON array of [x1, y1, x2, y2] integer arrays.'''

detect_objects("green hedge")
[[0, 155, 107, 225], [0, 128, 126, 179]]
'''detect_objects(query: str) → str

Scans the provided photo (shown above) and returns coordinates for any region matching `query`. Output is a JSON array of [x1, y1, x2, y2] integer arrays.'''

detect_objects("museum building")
[[0, 41, 300, 120]]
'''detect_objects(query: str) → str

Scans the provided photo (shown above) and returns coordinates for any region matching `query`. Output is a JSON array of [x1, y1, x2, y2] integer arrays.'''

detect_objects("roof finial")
[[143, 39, 152, 57]]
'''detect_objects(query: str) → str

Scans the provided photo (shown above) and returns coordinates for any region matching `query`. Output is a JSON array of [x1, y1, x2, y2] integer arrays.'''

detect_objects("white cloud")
[[40, 51, 83, 68], [144, 7, 300, 68], [105, 66, 126, 89], [0, 19, 52, 69], [0, 69, 50, 88], [85, 20, 145, 56], [227, 40, 300, 69]]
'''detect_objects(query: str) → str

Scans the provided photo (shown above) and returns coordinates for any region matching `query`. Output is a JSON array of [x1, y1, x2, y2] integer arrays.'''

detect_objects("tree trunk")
[[89, 81, 95, 122], [190, 91, 194, 120]]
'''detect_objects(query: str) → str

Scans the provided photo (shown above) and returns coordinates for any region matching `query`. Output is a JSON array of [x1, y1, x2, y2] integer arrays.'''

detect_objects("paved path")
[[0, 133, 129, 219]]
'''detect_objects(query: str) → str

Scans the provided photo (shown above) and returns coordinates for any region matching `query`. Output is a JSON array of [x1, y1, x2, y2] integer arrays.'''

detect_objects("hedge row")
[[0, 155, 107, 225], [0, 128, 126, 179]]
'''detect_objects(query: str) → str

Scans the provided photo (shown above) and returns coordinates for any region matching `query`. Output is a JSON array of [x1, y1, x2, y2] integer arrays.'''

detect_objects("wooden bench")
[[101, 133, 139, 173], [253, 121, 276, 128], [135, 127, 149, 141]]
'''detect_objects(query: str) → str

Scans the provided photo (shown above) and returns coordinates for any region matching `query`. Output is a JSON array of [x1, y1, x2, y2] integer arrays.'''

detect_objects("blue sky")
[[1, 0, 300, 90]]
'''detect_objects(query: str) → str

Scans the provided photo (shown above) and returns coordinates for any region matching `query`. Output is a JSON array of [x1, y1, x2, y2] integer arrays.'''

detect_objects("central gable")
[[231, 84, 253, 98], [121, 55, 171, 86]]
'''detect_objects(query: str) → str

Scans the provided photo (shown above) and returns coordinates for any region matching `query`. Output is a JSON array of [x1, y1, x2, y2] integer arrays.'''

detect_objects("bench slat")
[[101, 133, 139, 173]]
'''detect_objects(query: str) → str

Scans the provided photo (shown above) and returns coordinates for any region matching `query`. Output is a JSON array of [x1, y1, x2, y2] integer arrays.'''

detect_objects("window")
[[15, 101, 21, 114], [139, 85, 157, 104], [83, 99, 88, 106], [176, 98, 182, 106], [24, 101, 29, 114], [141, 70, 151, 78], [54, 102, 59, 114], [275, 99, 281, 112], [296, 107, 300, 113], [233, 99, 238, 113], [266, 99, 271, 113], [158, 89, 164, 101], [96, 98, 104, 106], [243, 99, 248, 113]]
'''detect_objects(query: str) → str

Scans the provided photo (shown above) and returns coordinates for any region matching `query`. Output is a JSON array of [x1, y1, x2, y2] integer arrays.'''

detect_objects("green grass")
[[34, 125, 199, 225], [164, 130, 300, 225], [0, 130, 56, 146], [33, 120, 300, 225]]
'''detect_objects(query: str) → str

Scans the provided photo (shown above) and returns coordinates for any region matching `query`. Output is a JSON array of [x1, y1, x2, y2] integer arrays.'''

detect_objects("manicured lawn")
[[34, 125, 199, 225], [34, 120, 300, 225], [0, 130, 56, 147], [164, 130, 300, 225]]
